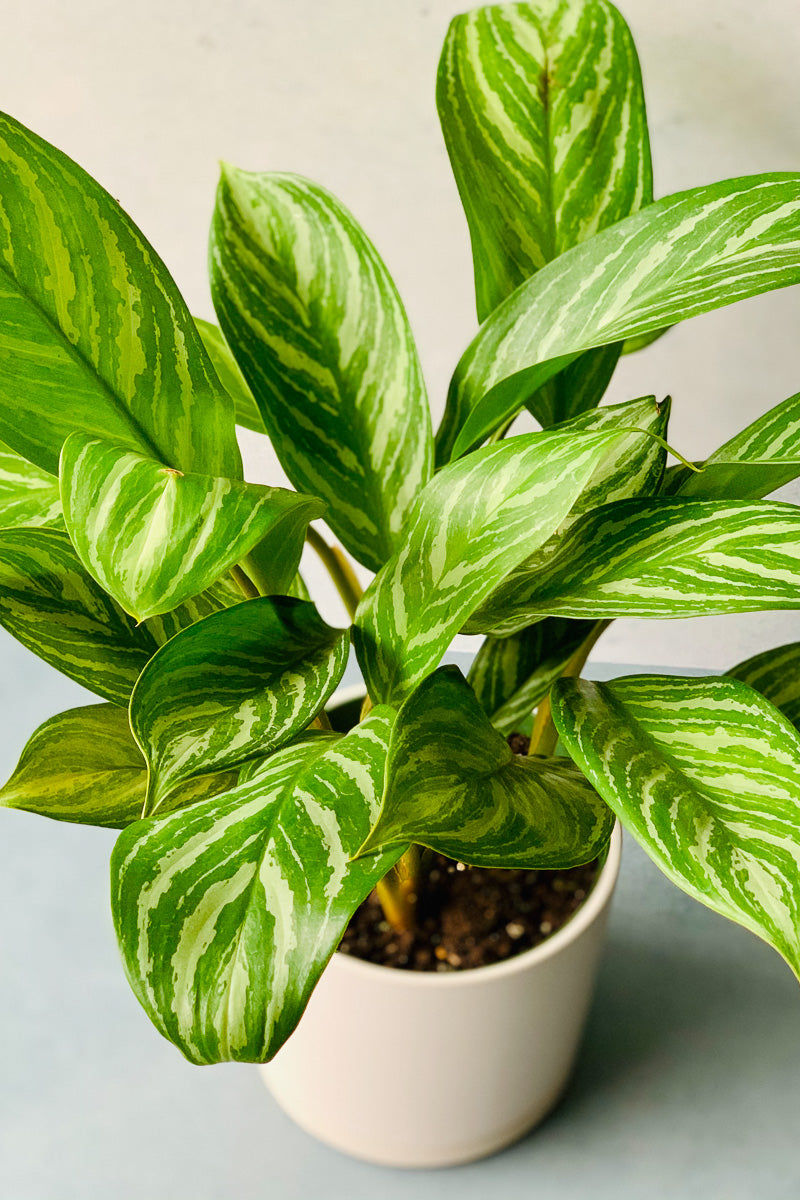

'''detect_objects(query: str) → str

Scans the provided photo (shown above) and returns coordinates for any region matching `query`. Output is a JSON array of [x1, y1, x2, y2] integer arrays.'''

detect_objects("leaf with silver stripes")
[[470, 497, 800, 635], [61, 433, 323, 620], [356, 666, 613, 867], [0, 440, 62, 529], [551, 675, 800, 977], [439, 174, 800, 460], [111, 711, 405, 1064], [727, 642, 800, 732], [130, 596, 349, 812], [195, 317, 267, 436], [0, 111, 240, 478], [210, 169, 433, 572]]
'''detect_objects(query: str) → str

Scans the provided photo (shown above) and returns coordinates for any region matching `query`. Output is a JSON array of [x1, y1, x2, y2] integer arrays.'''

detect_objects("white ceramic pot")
[[261, 822, 622, 1168]]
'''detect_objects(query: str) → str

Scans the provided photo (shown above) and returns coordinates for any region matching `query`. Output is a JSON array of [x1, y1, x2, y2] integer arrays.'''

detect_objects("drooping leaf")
[[551, 674, 800, 977], [0, 111, 240, 478], [357, 667, 613, 867], [0, 440, 62, 529], [195, 317, 267, 436], [525, 343, 622, 432], [0, 703, 236, 828], [210, 169, 433, 572], [470, 497, 800, 635], [727, 642, 800, 731], [61, 433, 323, 620], [111, 711, 404, 1064], [437, 174, 800, 460], [130, 596, 349, 811], [352, 425, 632, 705]]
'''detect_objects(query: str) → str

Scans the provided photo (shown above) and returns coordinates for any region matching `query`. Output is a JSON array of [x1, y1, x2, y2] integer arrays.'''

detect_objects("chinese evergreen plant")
[[2, 0, 800, 1066]]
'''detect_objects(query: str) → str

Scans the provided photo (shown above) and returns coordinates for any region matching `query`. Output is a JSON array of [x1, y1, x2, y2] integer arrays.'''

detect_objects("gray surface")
[[1, 637, 798, 1199]]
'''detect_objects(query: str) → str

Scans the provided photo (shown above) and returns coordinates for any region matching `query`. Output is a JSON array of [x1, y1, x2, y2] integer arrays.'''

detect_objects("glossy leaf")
[[210, 169, 432, 572], [0, 111, 240, 478], [61, 433, 322, 620], [727, 642, 800, 731], [438, 174, 800, 460], [130, 596, 349, 811], [195, 317, 267, 436], [111, 712, 405, 1064], [0, 439, 62, 529], [357, 667, 613, 867], [552, 674, 800, 977]]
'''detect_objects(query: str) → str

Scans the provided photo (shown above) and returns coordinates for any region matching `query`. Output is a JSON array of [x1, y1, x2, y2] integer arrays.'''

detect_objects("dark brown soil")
[[339, 732, 601, 973]]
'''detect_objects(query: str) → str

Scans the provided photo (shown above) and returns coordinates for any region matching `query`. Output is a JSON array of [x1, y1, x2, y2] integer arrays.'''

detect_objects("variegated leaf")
[[0, 111, 240, 478], [61, 433, 323, 620], [0, 703, 236, 828], [111, 712, 404, 1064], [727, 642, 800, 731], [357, 666, 613, 867], [130, 596, 349, 811], [210, 169, 432, 572], [470, 497, 800, 635], [468, 618, 599, 733], [551, 674, 800, 977], [0, 439, 62, 529], [438, 174, 800, 460], [352, 425, 630, 705], [144, 577, 244, 646], [525, 343, 622, 433], [195, 317, 267, 436]]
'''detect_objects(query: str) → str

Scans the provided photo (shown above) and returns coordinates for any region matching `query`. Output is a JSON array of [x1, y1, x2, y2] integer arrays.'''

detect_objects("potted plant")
[[2, 0, 800, 1169]]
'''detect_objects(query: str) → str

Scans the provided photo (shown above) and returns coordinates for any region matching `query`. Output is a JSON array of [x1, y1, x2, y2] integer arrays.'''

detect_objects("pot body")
[[261, 824, 622, 1168]]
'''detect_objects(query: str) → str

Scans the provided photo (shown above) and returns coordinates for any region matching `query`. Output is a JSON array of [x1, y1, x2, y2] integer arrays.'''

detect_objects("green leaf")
[[357, 667, 613, 867], [0, 439, 62, 529], [621, 325, 671, 355], [0, 703, 236, 828], [470, 497, 800, 635], [524, 343, 622, 432], [551, 674, 800, 978], [143, 577, 244, 646], [438, 174, 800, 460], [727, 642, 800, 732], [111, 711, 405, 1064], [61, 433, 323, 620], [195, 317, 267, 436], [210, 169, 433, 572], [468, 618, 599, 733], [352, 425, 631, 705], [130, 596, 349, 811], [0, 527, 157, 704], [0, 111, 240, 478]]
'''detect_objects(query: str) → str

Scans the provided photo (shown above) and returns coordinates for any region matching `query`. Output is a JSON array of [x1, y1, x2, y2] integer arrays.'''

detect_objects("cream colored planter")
[[261, 822, 622, 1168]]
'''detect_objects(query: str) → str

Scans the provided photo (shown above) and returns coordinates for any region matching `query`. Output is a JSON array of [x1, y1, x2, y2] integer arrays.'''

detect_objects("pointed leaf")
[[195, 317, 267, 436], [111, 712, 404, 1064], [551, 674, 800, 977], [0, 439, 62, 529], [130, 596, 349, 811], [727, 642, 800, 731], [61, 433, 323, 620], [210, 169, 433, 572], [0, 111, 240, 477], [357, 667, 613, 867]]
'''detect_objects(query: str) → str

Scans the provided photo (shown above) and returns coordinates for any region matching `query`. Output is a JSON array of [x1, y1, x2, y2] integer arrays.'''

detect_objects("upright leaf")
[[551, 675, 800, 978], [111, 712, 405, 1064], [195, 317, 267, 436], [0, 440, 62, 529], [727, 642, 800, 731], [130, 597, 349, 811], [0, 112, 240, 477], [357, 667, 613, 866], [211, 169, 432, 572]]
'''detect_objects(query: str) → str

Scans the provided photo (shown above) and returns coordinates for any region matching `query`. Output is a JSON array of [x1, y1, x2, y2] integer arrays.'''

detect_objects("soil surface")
[[339, 732, 601, 973]]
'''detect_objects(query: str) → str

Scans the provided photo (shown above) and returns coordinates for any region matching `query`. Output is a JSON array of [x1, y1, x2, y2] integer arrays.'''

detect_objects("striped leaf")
[[468, 618, 599, 733], [551, 675, 800, 977], [61, 433, 322, 620], [0, 704, 236, 828], [470, 497, 800, 635], [0, 527, 157, 704], [210, 169, 432, 572], [357, 666, 613, 867], [438, 174, 800, 460], [352, 425, 630, 705], [130, 596, 349, 811], [524, 342, 621, 433], [727, 642, 800, 732], [0, 439, 62, 529], [111, 712, 405, 1064], [195, 317, 267, 436], [0, 111, 240, 478], [144, 577, 244, 646]]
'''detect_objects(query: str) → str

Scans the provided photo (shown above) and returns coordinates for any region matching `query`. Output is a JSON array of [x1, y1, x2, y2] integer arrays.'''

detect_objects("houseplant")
[[1, 0, 800, 1167]]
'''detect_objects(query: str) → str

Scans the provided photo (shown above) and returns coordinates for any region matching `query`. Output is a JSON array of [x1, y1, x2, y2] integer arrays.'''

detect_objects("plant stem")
[[375, 846, 421, 934], [230, 564, 260, 600], [306, 527, 363, 621], [528, 620, 611, 756]]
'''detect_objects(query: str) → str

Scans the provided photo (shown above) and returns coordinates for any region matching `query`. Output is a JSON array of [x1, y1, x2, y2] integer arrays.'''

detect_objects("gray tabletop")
[[1, 636, 798, 1199]]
